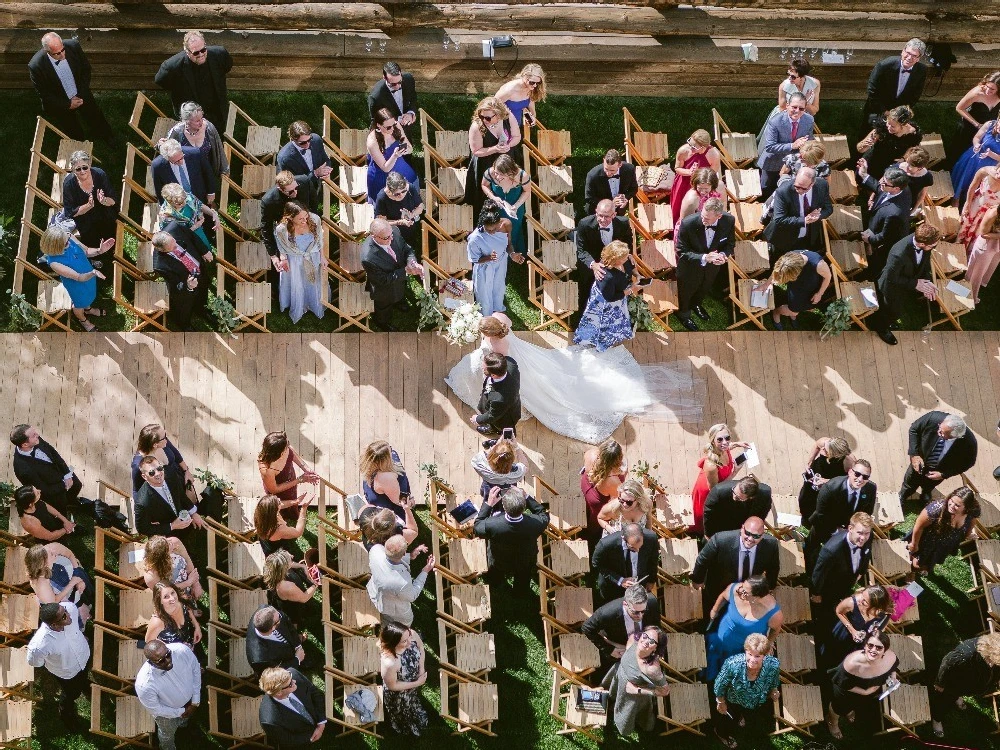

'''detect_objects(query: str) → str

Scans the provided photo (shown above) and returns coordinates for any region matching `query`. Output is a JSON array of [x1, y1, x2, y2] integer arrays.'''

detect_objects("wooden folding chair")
[[325, 673, 383, 738], [219, 173, 262, 233], [834, 275, 880, 332], [724, 169, 763, 203], [91, 622, 145, 690], [112, 224, 170, 332], [658, 537, 699, 584], [651, 494, 695, 538], [930, 260, 974, 330], [207, 685, 266, 749], [425, 478, 474, 540], [216, 264, 272, 332], [732, 239, 770, 279], [208, 575, 267, 634], [827, 205, 864, 239], [732, 201, 765, 240], [824, 220, 867, 279], [778, 540, 806, 582], [631, 202, 673, 241], [922, 204, 961, 241], [975, 495, 1000, 538], [322, 578, 379, 636], [436, 573, 491, 633], [774, 633, 816, 683], [535, 200, 576, 241], [537, 537, 590, 586], [873, 492, 905, 538], [813, 130, 851, 169], [827, 169, 859, 205], [656, 681, 711, 736], [879, 683, 931, 737], [640, 279, 678, 331], [921, 133, 946, 168], [537, 165, 574, 201], [663, 632, 707, 682], [766, 494, 803, 540], [420, 108, 471, 179], [90, 683, 155, 749], [0, 595, 38, 647], [537, 475, 586, 540], [658, 584, 703, 632], [522, 117, 572, 168], [773, 586, 811, 632], [324, 619, 380, 684], [549, 670, 607, 742], [440, 670, 499, 736], [0, 541, 28, 595], [634, 239, 676, 278], [525, 244, 579, 331], [208, 621, 258, 692], [925, 170, 955, 206], [870, 538, 912, 587], [712, 109, 757, 170], [128, 92, 178, 148], [94, 577, 154, 638], [93, 525, 146, 588], [727, 261, 774, 331], [439, 617, 497, 681], [0, 649, 33, 702], [223, 101, 281, 166], [321, 105, 368, 167], [888, 634, 924, 678], [934, 241, 969, 279], [424, 186, 474, 241], [542, 618, 600, 684], [539, 572, 593, 632], [624, 107, 669, 167], [772, 684, 823, 736], [206, 523, 265, 588], [433, 532, 489, 584]]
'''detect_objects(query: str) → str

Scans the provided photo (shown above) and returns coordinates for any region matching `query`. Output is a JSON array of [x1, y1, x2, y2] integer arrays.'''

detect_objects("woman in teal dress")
[[158, 182, 218, 258], [705, 577, 783, 680], [40, 224, 113, 331], [481, 154, 530, 255]]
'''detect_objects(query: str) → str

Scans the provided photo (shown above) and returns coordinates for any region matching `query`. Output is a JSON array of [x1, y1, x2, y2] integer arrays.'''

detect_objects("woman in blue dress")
[[495, 63, 546, 140], [769, 249, 831, 330], [952, 119, 1000, 208], [574, 240, 642, 352], [158, 182, 218, 257], [481, 154, 530, 256], [366, 107, 418, 204], [705, 577, 783, 680], [467, 200, 524, 317], [40, 224, 113, 331], [273, 201, 327, 324]]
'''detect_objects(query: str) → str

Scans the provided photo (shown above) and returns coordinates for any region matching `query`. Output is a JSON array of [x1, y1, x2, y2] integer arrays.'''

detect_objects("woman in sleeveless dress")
[[705, 577, 783, 680], [165, 101, 229, 186], [691, 424, 749, 535], [582, 439, 627, 546], [258, 431, 319, 522], [14, 486, 74, 542], [482, 154, 530, 255], [606, 626, 670, 736], [670, 129, 721, 227], [465, 96, 521, 216], [158, 182, 217, 257], [273, 201, 327, 324], [904, 487, 981, 575], [495, 63, 546, 140], [769, 250, 831, 330], [798, 436, 854, 524], [757, 58, 821, 142], [950, 73, 1000, 160], [366, 107, 418, 204], [966, 206, 1000, 305], [26, 543, 95, 624], [360, 440, 412, 523], [826, 630, 899, 738], [959, 164, 1000, 247], [379, 622, 429, 736], [142, 535, 203, 603], [823, 585, 892, 670], [597, 478, 652, 537], [953, 119, 1000, 207], [254, 494, 310, 560], [263, 549, 317, 630], [858, 106, 922, 189], [145, 582, 202, 652], [677, 168, 727, 223]]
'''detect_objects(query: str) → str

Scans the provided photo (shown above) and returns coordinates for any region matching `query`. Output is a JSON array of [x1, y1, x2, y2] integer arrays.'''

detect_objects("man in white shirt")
[[258, 667, 327, 748], [366, 534, 434, 626], [26, 602, 90, 727], [135, 639, 201, 750]]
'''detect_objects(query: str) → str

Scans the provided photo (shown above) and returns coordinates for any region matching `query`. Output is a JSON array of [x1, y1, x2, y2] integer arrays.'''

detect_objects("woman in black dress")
[[263, 549, 317, 630], [932, 633, 1000, 737], [769, 250, 831, 330], [62, 150, 117, 252], [798, 437, 854, 523], [14, 485, 75, 542], [826, 630, 898, 738], [464, 96, 521, 215], [145, 582, 203, 652], [857, 105, 923, 187], [950, 73, 1000, 161], [822, 585, 892, 670], [904, 486, 981, 575]]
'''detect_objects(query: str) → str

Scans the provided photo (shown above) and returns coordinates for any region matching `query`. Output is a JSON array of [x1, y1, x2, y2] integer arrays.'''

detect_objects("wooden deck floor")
[[1, 330, 998, 504]]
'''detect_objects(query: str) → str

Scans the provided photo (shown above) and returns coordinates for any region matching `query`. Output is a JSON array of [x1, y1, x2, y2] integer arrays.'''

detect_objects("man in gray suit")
[[757, 92, 815, 198], [360, 218, 423, 331], [763, 167, 833, 257]]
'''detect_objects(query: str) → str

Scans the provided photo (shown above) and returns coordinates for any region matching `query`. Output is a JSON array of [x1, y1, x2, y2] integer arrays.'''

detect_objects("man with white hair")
[[27, 32, 113, 143], [474, 486, 549, 595], [763, 166, 832, 257], [862, 38, 928, 125], [151, 138, 215, 206], [366, 533, 434, 626], [155, 30, 232, 127], [901, 411, 978, 501], [360, 218, 423, 331]]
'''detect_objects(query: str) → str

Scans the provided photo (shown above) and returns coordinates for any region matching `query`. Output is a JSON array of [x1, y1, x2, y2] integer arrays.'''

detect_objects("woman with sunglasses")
[[690, 424, 750, 535], [822, 585, 892, 670], [904, 486, 980, 576], [756, 58, 821, 144], [61, 150, 118, 251], [366, 107, 418, 206], [465, 96, 521, 215], [826, 629, 898, 738], [705, 576, 782, 680], [712, 633, 781, 749], [39, 223, 112, 331], [494, 63, 546, 139], [598, 478, 653, 538], [606, 625, 670, 737], [373, 171, 424, 247], [797, 436, 854, 529]]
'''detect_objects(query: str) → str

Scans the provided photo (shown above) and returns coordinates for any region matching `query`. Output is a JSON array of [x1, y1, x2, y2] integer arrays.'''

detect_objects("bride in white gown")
[[445, 313, 703, 444]]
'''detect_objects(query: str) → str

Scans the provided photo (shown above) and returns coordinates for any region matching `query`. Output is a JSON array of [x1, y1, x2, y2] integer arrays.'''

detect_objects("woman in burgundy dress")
[[690, 424, 749, 534], [581, 438, 627, 549], [257, 431, 319, 522], [670, 129, 721, 227]]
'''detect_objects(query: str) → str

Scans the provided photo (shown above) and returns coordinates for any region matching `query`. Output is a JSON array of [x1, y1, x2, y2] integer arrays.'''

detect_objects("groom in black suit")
[[473, 352, 521, 437], [360, 219, 423, 331], [10, 423, 83, 514], [675, 197, 735, 331], [573, 199, 633, 318]]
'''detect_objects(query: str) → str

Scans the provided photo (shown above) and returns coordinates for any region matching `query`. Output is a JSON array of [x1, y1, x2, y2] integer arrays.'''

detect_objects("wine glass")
[[379, 40, 387, 54], [780, 47, 789, 60], [810, 47, 819, 59], [365, 39, 373, 54]]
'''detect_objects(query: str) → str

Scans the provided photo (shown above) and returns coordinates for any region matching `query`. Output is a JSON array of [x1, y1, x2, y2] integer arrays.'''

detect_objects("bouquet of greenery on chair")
[[821, 297, 852, 340]]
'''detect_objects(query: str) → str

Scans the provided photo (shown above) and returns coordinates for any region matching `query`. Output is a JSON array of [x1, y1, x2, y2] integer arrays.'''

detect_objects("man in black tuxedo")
[[573, 199, 633, 317], [811, 513, 874, 633], [703, 475, 772, 539], [154, 30, 232, 127], [27, 32, 113, 143], [10, 424, 82, 514], [151, 229, 209, 331], [134, 455, 203, 539], [691, 517, 779, 613], [857, 163, 911, 282], [473, 486, 549, 594], [246, 606, 305, 678], [870, 225, 939, 346], [258, 667, 326, 749], [675, 198, 735, 331], [368, 61, 419, 132], [804, 459, 876, 574], [151, 139, 216, 206], [360, 219, 422, 331], [592, 524, 658, 604], [276, 121, 333, 208], [763, 167, 833, 257], [900, 411, 978, 502], [862, 39, 928, 125], [582, 584, 661, 678], [584, 149, 638, 215], [473, 352, 521, 437]]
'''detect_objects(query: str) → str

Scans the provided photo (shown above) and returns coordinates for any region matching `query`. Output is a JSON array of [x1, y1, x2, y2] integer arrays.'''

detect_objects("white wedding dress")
[[445, 332, 703, 444]]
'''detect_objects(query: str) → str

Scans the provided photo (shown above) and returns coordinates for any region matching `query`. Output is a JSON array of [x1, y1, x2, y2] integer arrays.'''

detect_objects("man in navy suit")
[[870, 226, 939, 346], [367, 61, 419, 132], [804, 459, 876, 573], [584, 149, 638, 215], [28, 32, 113, 143], [857, 163, 911, 282], [258, 667, 326, 749], [674, 198, 735, 331], [763, 166, 833, 257], [275, 121, 332, 213], [151, 138, 215, 206], [862, 39, 928, 125], [757, 92, 815, 197]]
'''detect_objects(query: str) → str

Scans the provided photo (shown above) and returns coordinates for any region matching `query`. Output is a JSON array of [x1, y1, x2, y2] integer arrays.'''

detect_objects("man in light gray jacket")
[[366, 534, 434, 626]]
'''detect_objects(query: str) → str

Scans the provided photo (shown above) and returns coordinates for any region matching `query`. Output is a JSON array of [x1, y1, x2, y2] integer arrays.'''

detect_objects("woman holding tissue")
[[481, 154, 530, 256], [467, 200, 523, 317]]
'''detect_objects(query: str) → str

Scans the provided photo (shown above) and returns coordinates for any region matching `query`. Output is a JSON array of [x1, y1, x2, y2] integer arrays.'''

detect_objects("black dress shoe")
[[476, 425, 500, 437], [693, 305, 710, 321], [680, 317, 699, 332], [877, 329, 898, 345], [993, 465, 1000, 481]]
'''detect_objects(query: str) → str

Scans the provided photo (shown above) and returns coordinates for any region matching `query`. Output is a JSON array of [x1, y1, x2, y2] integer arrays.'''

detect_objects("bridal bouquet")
[[444, 302, 482, 345]]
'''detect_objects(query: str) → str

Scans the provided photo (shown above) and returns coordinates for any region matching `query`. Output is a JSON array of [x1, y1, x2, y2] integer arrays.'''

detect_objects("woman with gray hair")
[[61, 149, 117, 249], [166, 101, 228, 184], [40, 223, 112, 330]]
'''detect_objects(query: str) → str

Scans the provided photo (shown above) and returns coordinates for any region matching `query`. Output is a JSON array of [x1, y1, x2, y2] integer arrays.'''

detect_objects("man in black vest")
[[10, 424, 82, 514], [472, 352, 521, 438]]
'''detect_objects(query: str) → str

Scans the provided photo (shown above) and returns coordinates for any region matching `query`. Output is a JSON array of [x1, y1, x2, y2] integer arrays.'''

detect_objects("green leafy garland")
[[821, 297, 853, 340]]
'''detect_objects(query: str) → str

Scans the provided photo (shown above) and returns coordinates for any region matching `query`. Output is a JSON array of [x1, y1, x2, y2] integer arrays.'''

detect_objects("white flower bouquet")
[[444, 302, 483, 346]]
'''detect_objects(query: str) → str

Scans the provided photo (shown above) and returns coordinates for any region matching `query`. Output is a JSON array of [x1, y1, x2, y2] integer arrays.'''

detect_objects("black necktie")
[[54, 60, 61, 66], [926, 437, 946, 469], [849, 490, 858, 512], [741, 551, 751, 581]]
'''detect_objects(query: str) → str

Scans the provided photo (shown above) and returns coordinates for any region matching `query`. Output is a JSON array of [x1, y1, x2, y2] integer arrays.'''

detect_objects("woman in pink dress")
[[966, 205, 1000, 305], [958, 164, 1000, 248], [670, 129, 721, 227], [677, 168, 728, 223], [690, 424, 749, 534]]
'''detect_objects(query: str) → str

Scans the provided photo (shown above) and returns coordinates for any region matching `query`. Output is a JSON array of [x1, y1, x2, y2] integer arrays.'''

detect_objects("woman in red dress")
[[690, 424, 749, 534], [670, 129, 722, 227], [257, 431, 319, 523], [581, 438, 627, 548]]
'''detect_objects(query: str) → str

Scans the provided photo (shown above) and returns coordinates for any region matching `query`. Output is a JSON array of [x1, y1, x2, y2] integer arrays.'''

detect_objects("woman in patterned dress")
[[904, 487, 981, 575], [379, 622, 429, 736], [959, 164, 1000, 247], [574, 240, 644, 352]]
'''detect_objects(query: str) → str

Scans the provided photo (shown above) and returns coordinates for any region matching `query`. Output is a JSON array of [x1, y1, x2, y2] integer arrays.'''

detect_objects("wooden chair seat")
[[732, 201, 764, 239], [236, 282, 272, 316], [0, 548, 27, 590], [450, 583, 492, 624], [236, 242, 271, 277], [874, 491, 905, 531], [439, 278, 474, 311], [538, 165, 573, 198], [116, 637, 146, 680], [659, 538, 699, 579], [921, 133, 946, 167], [976, 495, 1000, 535], [436, 167, 468, 202], [329, 279, 371, 330], [773, 684, 824, 736], [633, 130, 669, 165], [339, 129, 369, 161], [244, 126, 282, 159], [871, 538, 912, 583], [120, 588, 155, 631], [773, 586, 811, 628], [453, 631, 497, 674], [229, 589, 268, 628], [342, 634, 380, 678], [445, 538, 489, 579], [115, 542, 147, 583], [538, 130, 572, 163], [828, 205, 863, 237], [557, 633, 601, 674], [437, 241, 472, 276], [882, 683, 931, 734], [659, 584, 703, 627], [934, 278, 975, 319], [342, 588, 380, 631], [935, 241, 968, 278], [37, 280, 73, 314], [657, 682, 711, 735], [152, 118, 177, 144], [435, 130, 471, 163], [721, 133, 757, 166], [0, 648, 33, 696], [340, 202, 375, 236], [552, 586, 594, 627], [240, 198, 262, 230], [117, 693, 157, 738], [548, 494, 586, 537], [457, 680, 499, 725], [242, 165, 274, 197], [889, 634, 924, 675], [0, 699, 31, 744], [562, 682, 608, 732], [336, 540, 369, 580], [774, 633, 816, 677], [339, 165, 368, 200], [634, 202, 673, 238], [664, 632, 707, 675], [136, 241, 155, 274], [55, 139, 92, 171], [829, 239, 867, 277], [815, 133, 851, 167], [725, 169, 762, 202], [839, 280, 879, 323], [922, 205, 961, 240], [539, 202, 576, 236], [737, 278, 774, 313], [828, 169, 859, 204], [778, 539, 805, 579], [225, 541, 265, 582], [133, 281, 169, 315], [653, 494, 694, 533], [641, 279, 678, 316], [638, 239, 676, 275], [335, 241, 364, 276], [539, 240, 576, 275], [542, 280, 578, 316], [925, 170, 955, 205], [547, 539, 590, 580], [344, 683, 384, 725], [767, 494, 802, 538], [733, 240, 770, 277], [729, 268, 774, 331], [438, 203, 474, 238]]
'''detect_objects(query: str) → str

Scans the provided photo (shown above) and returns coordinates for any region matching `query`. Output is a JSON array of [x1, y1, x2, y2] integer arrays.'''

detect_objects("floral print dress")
[[383, 640, 429, 736]]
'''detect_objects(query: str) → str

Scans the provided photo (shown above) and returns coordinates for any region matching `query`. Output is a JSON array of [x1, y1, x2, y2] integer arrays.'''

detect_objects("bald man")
[[135, 639, 201, 750], [360, 219, 423, 331], [690, 516, 780, 611]]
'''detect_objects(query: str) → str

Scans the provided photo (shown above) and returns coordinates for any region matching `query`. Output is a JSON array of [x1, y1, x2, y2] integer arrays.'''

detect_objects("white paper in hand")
[[905, 581, 924, 598], [750, 286, 770, 309], [946, 280, 972, 298], [442, 297, 464, 310], [777, 512, 803, 527], [743, 443, 760, 469]]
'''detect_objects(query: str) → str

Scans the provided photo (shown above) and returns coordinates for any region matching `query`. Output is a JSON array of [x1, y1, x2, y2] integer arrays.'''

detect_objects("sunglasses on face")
[[620, 497, 636, 507], [788, 105, 805, 112], [150, 653, 172, 666], [145, 466, 164, 477], [742, 528, 763, 540], [188, 47, 207, 57], [851, 469, 871, 480], [639, 633, 659, 646], [526, 79, 541, 87], [296, 138, 311, 148], [715, 435, 731, 443], [73, 165, 90, 173], [865, 643, 884, 653]]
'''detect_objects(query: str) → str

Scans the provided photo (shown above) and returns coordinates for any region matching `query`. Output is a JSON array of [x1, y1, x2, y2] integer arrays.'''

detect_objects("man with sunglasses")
[[857, 162, 912, 283], [258, 667, 326, 748], [134, 454, 203, 539], [811, 512, 874, 635], [869, 225, 939, 346], [28, 32, 113, 143], [276, 121, 333, 205], [136, 639, 202, 750], [582, 583, 660, 679], [26, 602, 90, 728], [368, 61, 419, 134], [691, 517, 779, 613], [804, 459, 876, 574], [757, 91, 814, 198], [155, 30, 232, 128], [763, 166, 832, 257]]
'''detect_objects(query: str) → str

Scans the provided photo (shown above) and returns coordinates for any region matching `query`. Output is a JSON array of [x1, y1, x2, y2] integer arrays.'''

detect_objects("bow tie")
[[54, 59, 61, 66], [600, 225, 612, 232], [299, 148, 309, 156], [901, 67, 912, 74], [705, 224, 717, 229]]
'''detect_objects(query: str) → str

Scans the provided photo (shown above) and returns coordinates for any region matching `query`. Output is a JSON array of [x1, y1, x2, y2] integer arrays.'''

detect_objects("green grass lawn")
[[0, 88, 987, 335]]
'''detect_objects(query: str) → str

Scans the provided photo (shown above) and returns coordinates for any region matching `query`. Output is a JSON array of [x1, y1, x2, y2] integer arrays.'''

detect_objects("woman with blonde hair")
[[26, 542, 94, 624], [273, 200, 327, 324], [495, 63, 546, 137], [263, 549, 317, 629], [142, 535, 202, 602], [481, 154, 530, 256], [582, 438, 627, 546], [597, 479, 652, 537], [768, 249, 831, 330], [965, 204, 1000, 305], [574, 240, 644, 351], [39, 223, 112, 331], [932, 632, 1000, 737], [670, 129, 721, 226], [359, 505, 417, 550], [798, 436, 854, 522], [465, 96, 521, 213], [713, 633, 781, 748], [690, 424, 750, 534], [361, 440, 412, 523], [678, 167, 726, 222]]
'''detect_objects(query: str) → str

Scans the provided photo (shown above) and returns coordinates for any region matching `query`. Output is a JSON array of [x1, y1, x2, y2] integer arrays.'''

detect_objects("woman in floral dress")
[[574, 240, 643, 352], [379, 622, 429, 736]]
